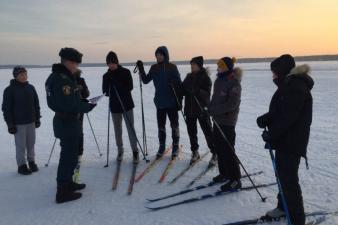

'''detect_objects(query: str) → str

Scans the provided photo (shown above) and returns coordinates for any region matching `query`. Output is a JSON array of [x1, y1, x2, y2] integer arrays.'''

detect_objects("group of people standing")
[[2, 46, 313, 225]]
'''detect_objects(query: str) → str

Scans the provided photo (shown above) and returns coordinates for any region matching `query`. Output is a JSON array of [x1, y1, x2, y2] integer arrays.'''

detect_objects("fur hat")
[[270, 54, 295, 77], [190, 56, 204, 69], [217, 57, 237, 72], [13, 66, 27, 78], [59, 47, 83, 63]]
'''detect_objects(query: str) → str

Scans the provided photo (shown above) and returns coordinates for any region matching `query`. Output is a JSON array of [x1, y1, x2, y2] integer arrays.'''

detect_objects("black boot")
[[171, 145, 179, 159], [156, 145, 166, 159], [18, 164, 32, 175], [69, 182, 86, 192], [220, 179, 242, 192], [212, 174, 227, 183], [56, 184, 82, 204], [28, 161, 39, 172]]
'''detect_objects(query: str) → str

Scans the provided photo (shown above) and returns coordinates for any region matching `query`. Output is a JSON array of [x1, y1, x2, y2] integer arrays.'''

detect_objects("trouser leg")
[[186, 116, 198, 152], [14, 124, 27, 166], [26, 123, 36, 162], [112, 113, 124, 152], [123, 109, 138, 152]]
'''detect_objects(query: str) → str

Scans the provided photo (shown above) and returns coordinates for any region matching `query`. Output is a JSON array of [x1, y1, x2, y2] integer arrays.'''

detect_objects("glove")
[[8, 126, 17, 134], [77, 84, 84, 91], [136, 60, 145, 73], [89, 104, 97, 111], [35, 120, 41, 128], [261, 130, 272, 143], [256, 114, 270, 129]]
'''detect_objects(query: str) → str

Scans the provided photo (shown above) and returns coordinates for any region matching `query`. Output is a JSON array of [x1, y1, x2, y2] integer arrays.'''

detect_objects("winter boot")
[[116, 151, 124, 162], [28, 161, 39, 172], [208, 154, 217, 167], [18, 164, 32, 175], [69, 182, 86, 192], [171, 145, 179, 160], [133, 151, 139, 164], [265, 207, 286, 220], [220, 179, 242, 192], [156, 145, 166, 159], [56, 184, 82, 204], [212, 174, 227, 183], [190, 151, 200, 165]]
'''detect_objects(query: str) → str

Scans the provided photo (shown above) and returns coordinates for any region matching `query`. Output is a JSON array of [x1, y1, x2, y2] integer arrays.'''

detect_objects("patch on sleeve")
[[62, 85, 72, 96]]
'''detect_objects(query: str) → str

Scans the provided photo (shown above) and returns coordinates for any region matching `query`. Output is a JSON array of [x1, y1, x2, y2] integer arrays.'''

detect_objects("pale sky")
[[0, 0, 338, 64]]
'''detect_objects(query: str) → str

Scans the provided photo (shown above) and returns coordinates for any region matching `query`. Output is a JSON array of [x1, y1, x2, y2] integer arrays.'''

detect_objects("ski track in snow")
[[0, 61, 337, 225]]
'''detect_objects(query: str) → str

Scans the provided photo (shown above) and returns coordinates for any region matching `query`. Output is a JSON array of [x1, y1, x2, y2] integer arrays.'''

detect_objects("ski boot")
[[28, 161, 39, 172], [190, 151, 200, 165], [133, 151, 139, 164], [212, 174, 227, 183], [56, 184, 82, 204], [220, 179, 242, 192], [116, 151, 124, 162], [208, 154, 217, 167], [171, 145, 179, 160], [156, 145, 166, 159], [18, 164, 32, 175], [69, 182, 86, 192], [263, 208, 286, 221]]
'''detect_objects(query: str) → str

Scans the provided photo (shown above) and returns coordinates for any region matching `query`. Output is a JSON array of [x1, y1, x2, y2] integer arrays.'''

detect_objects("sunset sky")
[[0, 0, 338, 64]]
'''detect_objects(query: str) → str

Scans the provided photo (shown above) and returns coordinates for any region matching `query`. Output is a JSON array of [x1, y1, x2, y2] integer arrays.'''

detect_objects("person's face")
[[217, 65, 227, 74], [108, 63, 118, 71], [15, 72, 28, 83], [63, 60, 79, 74], [156, 53, 165, 63], [272, 72, 278, 80], [191, 63, 200, 73]]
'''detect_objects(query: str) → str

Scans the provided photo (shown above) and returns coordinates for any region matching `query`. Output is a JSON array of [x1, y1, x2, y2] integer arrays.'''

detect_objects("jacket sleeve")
[[102, 74, 110, 96], [32, 86, 41, 121], [140, 66, 153, 84], [198, 75, 212, 101], [268, 82, 307, 140], [124, 70, 133, 91], [80, 78, 90, 99], [209, 83, 241, 116], [2, 87, 14, 127], [53, 77, 92, 114]]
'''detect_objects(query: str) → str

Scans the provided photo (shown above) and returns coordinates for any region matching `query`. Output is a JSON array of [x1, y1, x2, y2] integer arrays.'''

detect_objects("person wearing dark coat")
[[45, 47, 96, 203], [257, 54, 314, 225], [136, 46, 182, 159], [208, 57, 243, 192], [2, 66, 41, 175], [181, 56, 216, 165], [102, 51, 139, 163]]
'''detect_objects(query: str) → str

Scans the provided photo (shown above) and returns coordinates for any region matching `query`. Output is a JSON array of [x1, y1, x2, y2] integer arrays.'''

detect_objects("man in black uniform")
[[45, 47, 96, 203]]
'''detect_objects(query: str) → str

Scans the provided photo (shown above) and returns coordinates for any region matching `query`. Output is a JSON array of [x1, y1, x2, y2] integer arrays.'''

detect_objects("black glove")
[[35, 120, 41, 128], [256, 114, 270, 129], [8, 126, 17, 134], [136, 60, 145, 73], [89, 104, 97, 111], [261, 130, 272, 143]]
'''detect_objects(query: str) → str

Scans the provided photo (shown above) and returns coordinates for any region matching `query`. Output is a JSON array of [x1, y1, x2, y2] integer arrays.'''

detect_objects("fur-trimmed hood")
[[233, 67, 243, 82], [287, 64, 314, 90]]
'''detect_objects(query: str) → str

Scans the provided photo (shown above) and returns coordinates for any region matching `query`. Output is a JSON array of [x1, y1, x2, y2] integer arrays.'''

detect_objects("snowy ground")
[[0, 61, 337, 225]]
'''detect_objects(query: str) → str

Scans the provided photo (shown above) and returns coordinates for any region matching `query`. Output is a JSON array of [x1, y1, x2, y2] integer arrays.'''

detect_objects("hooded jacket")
[[208, 68, 243, 126], [140, 46, 182, 109], [2, 79, 41, 127], [260, 64, 314, 157]]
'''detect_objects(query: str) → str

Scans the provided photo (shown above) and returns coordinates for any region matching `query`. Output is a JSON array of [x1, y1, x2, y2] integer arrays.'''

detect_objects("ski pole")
[[265, 139, 292, 225], [45, 138, 57, 167], [112, 86, 150, 163], [105, 87, 111, 167], [193, 95, 267, 202], [85, 113, 103, 157]]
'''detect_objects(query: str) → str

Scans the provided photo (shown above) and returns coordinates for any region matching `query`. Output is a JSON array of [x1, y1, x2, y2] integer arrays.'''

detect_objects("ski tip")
[[144, 206, 159, 211]]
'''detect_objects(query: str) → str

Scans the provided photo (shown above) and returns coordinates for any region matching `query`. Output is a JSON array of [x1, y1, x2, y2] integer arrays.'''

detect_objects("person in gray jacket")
[[208, 57, 243, 192], [2, 66, 41, 175]]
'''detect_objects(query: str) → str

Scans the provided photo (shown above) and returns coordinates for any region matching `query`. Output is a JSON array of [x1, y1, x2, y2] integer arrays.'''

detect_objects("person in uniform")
[[45, 47, 96, 203]]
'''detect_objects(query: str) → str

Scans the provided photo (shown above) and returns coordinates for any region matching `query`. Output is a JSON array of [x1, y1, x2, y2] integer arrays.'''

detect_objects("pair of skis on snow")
[[145, 171, 275, 210], [112, 159, 138, 195], [224, 210, 338, 225]]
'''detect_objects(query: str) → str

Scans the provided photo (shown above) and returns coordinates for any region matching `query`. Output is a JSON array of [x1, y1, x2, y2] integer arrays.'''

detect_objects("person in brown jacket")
[[208, 57, 243, 192]]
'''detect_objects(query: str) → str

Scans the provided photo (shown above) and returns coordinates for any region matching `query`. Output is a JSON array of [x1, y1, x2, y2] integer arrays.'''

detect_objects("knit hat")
[[270, 54, 295, 77], [217, 57, 237, 72], [59, 47, 83, 63], [106, 51, 119, 65], [190, 56, 204, 69], [13, 66, 27, 78]]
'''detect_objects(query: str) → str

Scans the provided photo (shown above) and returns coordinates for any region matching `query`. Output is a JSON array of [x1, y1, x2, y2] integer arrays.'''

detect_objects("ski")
[[112, 160, 122, 190], [186, 163, 216, 188], [135, 145, 171, 183], [147, 171, 263, 202], [158, 145, 182, 183], [224, 211, 338, 225], [127, 162, 138, 195], [145, 182, 276, 211], [168, 151, 209, 184]]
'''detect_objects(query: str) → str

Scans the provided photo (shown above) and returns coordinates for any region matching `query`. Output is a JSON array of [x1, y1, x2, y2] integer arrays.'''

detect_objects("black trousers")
[[57, 137, 79, 185], [213, 124, 241, 180], [186, 115, 214, 153], [78, 113, 84, 156], [157, 108, 179, 148], [276, 151, 305, 225]]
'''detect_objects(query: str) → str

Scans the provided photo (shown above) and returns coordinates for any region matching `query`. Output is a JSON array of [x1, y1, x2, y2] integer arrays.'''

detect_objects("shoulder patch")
[[62, 85, 72, 96]]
